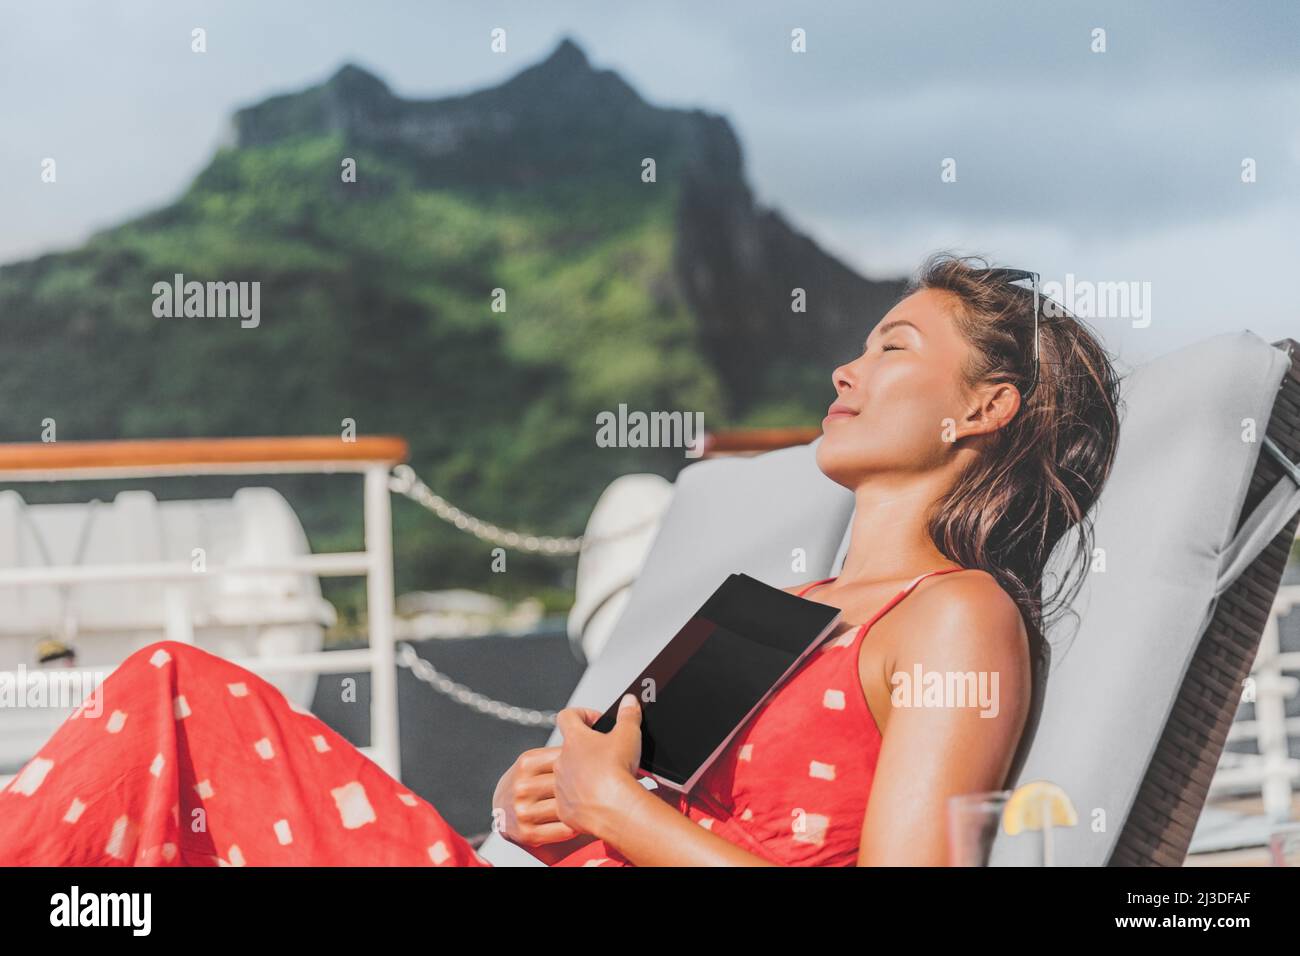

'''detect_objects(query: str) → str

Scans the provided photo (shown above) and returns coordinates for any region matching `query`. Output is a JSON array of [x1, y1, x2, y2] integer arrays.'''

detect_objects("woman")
[[0, 253, 1121, 867]]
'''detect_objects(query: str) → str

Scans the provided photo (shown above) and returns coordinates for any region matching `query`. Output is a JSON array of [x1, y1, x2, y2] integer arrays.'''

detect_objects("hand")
[[491, 746, 582, 849], [551, 694, 644, 840]]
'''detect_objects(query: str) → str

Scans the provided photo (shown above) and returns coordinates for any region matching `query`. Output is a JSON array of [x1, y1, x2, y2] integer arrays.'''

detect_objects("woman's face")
[[816, 288, 983, 490]]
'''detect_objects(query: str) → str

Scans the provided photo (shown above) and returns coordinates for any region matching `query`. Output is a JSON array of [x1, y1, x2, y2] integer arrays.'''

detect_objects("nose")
[[832, 356, 858, 396]]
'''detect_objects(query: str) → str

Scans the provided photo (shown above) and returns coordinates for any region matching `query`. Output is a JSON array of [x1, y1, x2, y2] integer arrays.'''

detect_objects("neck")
[[837, 470, 957, 585]]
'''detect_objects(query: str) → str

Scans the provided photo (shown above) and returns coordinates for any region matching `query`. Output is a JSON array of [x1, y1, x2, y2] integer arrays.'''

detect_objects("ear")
[[956, 381, 1021, 439]]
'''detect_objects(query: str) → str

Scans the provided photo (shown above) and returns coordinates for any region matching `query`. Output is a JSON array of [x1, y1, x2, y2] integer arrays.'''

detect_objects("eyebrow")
[[864, 318, 923, 350]]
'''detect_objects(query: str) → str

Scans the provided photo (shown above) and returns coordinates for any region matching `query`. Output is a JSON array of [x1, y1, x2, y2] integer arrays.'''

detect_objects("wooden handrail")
[[0, 436, 409, 474], [701, 427, 822, 457]]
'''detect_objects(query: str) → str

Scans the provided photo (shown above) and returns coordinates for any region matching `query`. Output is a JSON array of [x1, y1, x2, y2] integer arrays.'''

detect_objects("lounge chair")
[[479, 331, 1300, 866]]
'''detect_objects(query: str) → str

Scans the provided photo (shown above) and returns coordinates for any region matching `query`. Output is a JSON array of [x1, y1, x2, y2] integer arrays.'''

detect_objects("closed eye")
[[861, 339, 906, 355]]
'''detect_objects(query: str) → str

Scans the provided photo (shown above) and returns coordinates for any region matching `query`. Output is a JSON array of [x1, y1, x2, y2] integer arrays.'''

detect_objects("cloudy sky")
[[2, 0, 1297, 364]]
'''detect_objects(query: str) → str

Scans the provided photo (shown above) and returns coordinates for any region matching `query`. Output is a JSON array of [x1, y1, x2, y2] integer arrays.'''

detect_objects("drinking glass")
[[1268, 822, 1300, 865], [947, 789, 1012, 866]]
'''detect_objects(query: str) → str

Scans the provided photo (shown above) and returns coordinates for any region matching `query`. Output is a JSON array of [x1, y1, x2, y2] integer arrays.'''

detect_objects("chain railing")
[[396, 642, 559, 727], [386, 464, 664, 725], [388, 464, 659, 554], [389, 464, 582, 554]]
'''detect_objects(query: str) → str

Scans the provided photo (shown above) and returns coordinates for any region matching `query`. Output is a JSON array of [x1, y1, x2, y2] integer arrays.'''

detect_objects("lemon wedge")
[[1002, 780, 1077, 836]]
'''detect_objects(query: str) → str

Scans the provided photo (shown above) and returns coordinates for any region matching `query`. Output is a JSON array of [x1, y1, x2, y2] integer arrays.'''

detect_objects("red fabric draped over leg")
[[0, 641, 491, 867]]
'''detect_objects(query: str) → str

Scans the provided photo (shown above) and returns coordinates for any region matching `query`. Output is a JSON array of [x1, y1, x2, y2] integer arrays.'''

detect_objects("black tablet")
[[592, 572, 842, 792]]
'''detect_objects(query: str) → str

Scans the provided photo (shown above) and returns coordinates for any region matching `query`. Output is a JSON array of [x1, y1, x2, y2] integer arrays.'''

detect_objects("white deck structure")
[[0, 436, 408, 781]]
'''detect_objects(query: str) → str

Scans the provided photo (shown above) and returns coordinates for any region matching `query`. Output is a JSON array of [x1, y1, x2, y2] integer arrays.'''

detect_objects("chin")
[[814, 437, 859, 490]]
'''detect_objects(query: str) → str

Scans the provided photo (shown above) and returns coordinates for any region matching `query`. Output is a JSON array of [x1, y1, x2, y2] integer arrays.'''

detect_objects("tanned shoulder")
[[880, 568, 1029, 674]]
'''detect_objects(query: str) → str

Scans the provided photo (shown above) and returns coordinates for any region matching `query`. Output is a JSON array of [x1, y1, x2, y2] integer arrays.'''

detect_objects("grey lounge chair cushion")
[[556, 438, 855, 702], [478, 440, 854, 865], [479, 330, 1299, 866], [991, 330, 1298, 864]]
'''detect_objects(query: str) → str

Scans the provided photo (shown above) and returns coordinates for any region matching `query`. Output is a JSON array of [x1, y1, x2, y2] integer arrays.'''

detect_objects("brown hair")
[[909, 253, 1124, 652]]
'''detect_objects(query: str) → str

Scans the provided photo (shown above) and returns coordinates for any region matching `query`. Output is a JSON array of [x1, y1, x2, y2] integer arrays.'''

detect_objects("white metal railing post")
[[0, 436, 412, 782], [1256, 591, 1296, 821], [163, 588, 195, 644], [364, 465, 401, 780], [1216, 586, 1300, 813]]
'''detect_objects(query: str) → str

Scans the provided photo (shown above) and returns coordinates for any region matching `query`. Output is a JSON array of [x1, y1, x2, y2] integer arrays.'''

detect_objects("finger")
[[516, 796, 563, 825], [614, 693, 642, 726], [573, 707, 605, 725], [522, 821, 581, 845], [518, 748, 561, 775], [611, 693, 643, 742], [555, 708, 576, 733], [555, 708, 590, 737], [516, 772, 558, 801]]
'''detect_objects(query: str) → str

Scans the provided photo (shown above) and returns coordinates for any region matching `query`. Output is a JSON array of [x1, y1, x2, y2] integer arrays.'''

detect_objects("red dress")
[[0, 568, 962, 866]]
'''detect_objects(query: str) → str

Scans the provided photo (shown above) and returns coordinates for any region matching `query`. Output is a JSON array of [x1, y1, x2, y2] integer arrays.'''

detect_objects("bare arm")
[[856, 572, 1031, 865], [525, 833, 599, 865], [539, 575, 1028, 867], [508, 581, 820, 866], [551, 702, 783, 866], [591, 582, 827, 864], [590, 776, 781, 866], [491, 747, 599, 864]]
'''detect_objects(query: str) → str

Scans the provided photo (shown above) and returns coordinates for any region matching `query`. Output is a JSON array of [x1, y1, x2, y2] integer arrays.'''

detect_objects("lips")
[[823, 401, 859, 422]]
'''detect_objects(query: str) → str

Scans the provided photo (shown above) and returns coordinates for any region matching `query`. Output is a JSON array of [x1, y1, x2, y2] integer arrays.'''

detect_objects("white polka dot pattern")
[[0, 643, 495, 864], [105, 815, 137, 860], [809, 760, 836, 781], [331, 781, 376, 830], [603, 572, 963, 867], [63, 798, 86, 823], [10, 757, 54, 796]]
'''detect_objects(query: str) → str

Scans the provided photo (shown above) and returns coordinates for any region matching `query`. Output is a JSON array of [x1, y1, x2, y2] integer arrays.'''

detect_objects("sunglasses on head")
[[973, 267, 1042, 401]]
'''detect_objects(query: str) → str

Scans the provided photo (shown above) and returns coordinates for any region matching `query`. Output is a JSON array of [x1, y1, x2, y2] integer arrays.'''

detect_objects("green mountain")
[[0, 37, 905, 613]]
